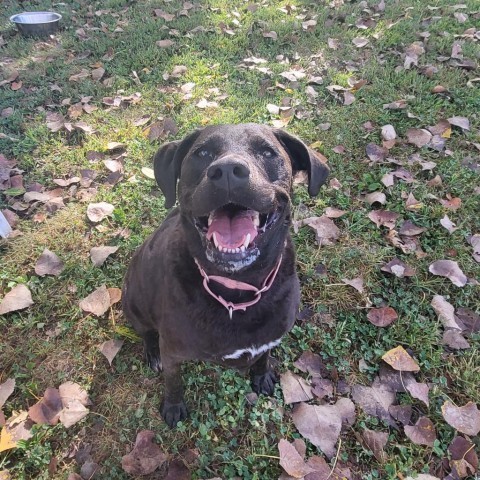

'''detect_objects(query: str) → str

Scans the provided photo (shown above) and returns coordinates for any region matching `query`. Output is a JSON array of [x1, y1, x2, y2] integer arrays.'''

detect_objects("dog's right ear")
[[153, 129, 203, 208]]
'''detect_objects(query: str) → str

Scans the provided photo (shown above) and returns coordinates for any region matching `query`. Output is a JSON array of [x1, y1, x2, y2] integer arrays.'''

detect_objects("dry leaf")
[[362, 429, 388, 463], [429, 260, 467, 287], [87, 202, 114, 223], [58, 382, 91, 408], [399, 220, 426, 236], [351, 383, 396, 426], [79, 285, 111, 316], [324, 207, 346, 218], [59, 399, 89, 428], [365, 192, 387, 205], [367, 307, 398, 327], [368, 210, 399, 229], [90, 246, 119, 266], [406, 128, 432, 147], [278, 439, 314, 478], [406, 380, 430, 407], [342, 277, 364, 293], [381, 125, 397, 141], [366, 143, 388, 163], [442, 401, 480, 436], [98, 339, 124, 366], [404, 417, 436, 446], [382, 346, 420, 372], [381, 258, 415, 278], [0, 285, 34, 315], [353, 37, 369, 48], [280, 371, 313, 404], [302, 216, 340, 246], [121, 430, 168, 475], [156, 39, 174, 48], [442, 330, 470, 349], [430, 295, 464, 330], [0, 379, 15, 409], [35, 249, 64, 276], [447, 116, 470, 131], [28, 388, 62, 425], [91, 67, 105, 81]]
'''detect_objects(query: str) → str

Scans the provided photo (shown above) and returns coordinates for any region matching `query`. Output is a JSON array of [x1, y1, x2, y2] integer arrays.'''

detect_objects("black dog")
[[122, 124, 329, 427]]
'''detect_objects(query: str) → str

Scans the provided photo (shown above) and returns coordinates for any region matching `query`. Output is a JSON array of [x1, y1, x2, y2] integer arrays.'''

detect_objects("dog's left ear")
[[153, 129, 203, 208], [274, 129, 330, 197]]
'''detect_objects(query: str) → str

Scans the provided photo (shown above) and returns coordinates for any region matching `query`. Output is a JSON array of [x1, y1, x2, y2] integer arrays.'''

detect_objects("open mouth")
[[194, 203, 280, 257]]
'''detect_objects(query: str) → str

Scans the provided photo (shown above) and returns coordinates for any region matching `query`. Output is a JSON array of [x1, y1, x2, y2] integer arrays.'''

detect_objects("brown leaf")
[[164, 458, 191, 480], [447, 116, 470, 131], [404, 42, 425, 69], [440, 215, 457, 234], [365, 192, 386, 206], [467, 234, 480, 263], [367, 307, 398, 327], [86, 202, 114, 223], [368, 210, 399, 229], [0, 379, 15, 409], [58, 382, 91, 408], [448, 436, 478, 475], [404, 417, 436, 446], [399, 220, 426, 236], [382, 346, 420, 372], [0, 285, 34, 315], [442, 330, 470, 350], [405, 380, 430, 407], [324, 207, 346, 218], [440, 196, 462, 211], [343, 91, 355, 105], [366, 143, 388, 162], [79, 285, 111, 316], [389, 405, 412, 426], [69, 69, 90, 82], [122, 430, 168, 475], [381, 258, 415, 278], [46, 112, 66, 132], [106, 142, 126, 151], [263, 31, 277, 40], [442, 401, 480, 436], [406, 128, 432, 147], [302, 216, 340, 246], [292, 400, 354, 459], [35, 249, 64, 277], [429, 260, 467, 287], [430, 295, 464, 330], [11, 81, 22, 91], [28, 388, 62, 425], [156, 39, 175, 48], [381, 125, 397, 141], [108, 287, 122, 305], [278, 439, 314, 478], [293, 351, 329, 377], [351, 383, 396, 426], [352, 37, 369, 48], [90, 246, 119, 266], [280, 371, 313, 404], [362, 429, 388, 463], [456, 307, 480, 335], [342, 277, 364, 293], [59, 399, 89, 428], [98, 339, 124, 366]]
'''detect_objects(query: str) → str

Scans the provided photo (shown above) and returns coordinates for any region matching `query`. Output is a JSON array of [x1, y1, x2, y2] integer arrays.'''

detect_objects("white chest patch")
[[222, 337, 282, 360]]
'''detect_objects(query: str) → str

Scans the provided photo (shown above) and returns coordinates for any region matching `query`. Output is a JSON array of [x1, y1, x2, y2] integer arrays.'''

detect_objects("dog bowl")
[[10, 12, 62, 37]]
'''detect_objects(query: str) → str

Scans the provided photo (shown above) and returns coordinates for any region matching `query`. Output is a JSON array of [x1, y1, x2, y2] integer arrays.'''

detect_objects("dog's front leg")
[[160, 359, 187, 428], [249, 351, 278, 396]]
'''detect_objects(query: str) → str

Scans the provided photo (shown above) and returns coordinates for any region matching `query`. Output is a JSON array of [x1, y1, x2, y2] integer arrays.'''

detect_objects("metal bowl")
[[10, 12, 62, 37]]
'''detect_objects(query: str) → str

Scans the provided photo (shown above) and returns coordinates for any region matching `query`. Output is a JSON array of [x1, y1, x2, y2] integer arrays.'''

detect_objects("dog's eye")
[[197, 149, 211, 158], [261, 148, 275, 158]]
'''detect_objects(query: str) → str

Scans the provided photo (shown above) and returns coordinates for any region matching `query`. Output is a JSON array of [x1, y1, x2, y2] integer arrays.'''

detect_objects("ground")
[[0, 0, 479, 479]]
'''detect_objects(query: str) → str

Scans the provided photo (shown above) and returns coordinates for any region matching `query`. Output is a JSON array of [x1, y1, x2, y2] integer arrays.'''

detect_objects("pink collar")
[[194, 255, 283, 319]]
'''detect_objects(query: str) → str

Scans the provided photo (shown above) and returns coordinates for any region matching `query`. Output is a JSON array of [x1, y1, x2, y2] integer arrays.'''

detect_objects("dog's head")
[[153, 123, 329, 273]]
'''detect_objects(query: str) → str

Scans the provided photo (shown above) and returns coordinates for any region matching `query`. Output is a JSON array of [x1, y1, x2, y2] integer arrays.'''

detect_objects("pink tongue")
[[207, 210, 258, 248]]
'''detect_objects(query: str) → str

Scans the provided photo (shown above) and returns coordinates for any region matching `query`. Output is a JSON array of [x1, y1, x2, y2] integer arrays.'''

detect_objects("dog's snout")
[[207, 161, 250, 191]]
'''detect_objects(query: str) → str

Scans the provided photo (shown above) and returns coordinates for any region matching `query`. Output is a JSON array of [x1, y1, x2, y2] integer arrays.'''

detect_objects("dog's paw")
[[160, 399, 188, 428], [250, 369, 278, 396], [145, 349, 162, 372]]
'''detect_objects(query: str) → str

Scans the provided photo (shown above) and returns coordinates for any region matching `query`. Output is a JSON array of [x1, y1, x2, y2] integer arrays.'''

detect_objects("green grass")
[[1, 0, 479, 478]]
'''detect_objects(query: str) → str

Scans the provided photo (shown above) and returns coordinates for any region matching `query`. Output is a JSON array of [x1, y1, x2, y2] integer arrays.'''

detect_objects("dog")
[[122, 123, 329, 427]]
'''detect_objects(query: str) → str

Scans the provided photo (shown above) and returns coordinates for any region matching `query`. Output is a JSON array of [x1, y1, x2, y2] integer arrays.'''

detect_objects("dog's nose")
[[207, 161, 250, 191]]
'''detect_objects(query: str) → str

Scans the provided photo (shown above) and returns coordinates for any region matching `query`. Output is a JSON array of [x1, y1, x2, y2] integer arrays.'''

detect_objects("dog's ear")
[[153, 130, 203, 208], [274, 129, 330, 197]]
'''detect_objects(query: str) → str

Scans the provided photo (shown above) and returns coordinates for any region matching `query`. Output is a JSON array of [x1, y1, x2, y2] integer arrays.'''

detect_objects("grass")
[[1, 0, 479, 478]]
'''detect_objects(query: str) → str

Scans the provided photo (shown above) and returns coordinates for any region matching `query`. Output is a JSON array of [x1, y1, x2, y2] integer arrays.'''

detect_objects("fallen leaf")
[[389, 404, 412, 426], [406, 128, 432, 147], [429, 260, 467, 287], [367, 307, 398, 327], [35, 249, 64, 277], [366, 143, 388, 162], [108, 287, 122, 305], [121, 430, 168, 475], [0, 411, 32, 453], [381, 258, 415, 278], [404, 42, 425, 69], [280, 371, 313, 404], [430, 295, 464, 330], [342, 277, 364, 293], [106, 142, 126, 151], [263, 31, 277, 40], [404, 417, 436, 446], [87, 202, 114, 223], [467, 234, 480, 262], [351, 383, 396, 426], [156, 39, 174, 48], [442, 401, 480, 436], [447, 116, 470, 131], [368, 210, 399, 229], [46, 112, 66, 132], [456, 307, 480, 335], [91, 67, 105, 81], [79, 285, 111, 316], [293, 351, 329, 377], [381, 125, 397, 141], [399, 220, 426, 236], [28, 388, 62, 425], [278, 439, 315, 478], [164, 458, 190, 480], [58, 382, 91, 408], [448, 436, 478, 478], [0, 285, 34, 315], [98, 339, 124, 366], [406, 380, 430, 407], [292, 399, 354, 458], [382, 346, 420, 372], [365, 192, 387, 206], [0, 379, 15, 409], [59, 400, 89, 428], [362, 429, 388, 463], [343, 91, 355, 105], [442, 330, 470, 349], [302, 216, 340, 246], [440, 196, 462, 211], [90, 246, 119, 266], [353, 37, 369, 48], [324, 207, 346, 218]]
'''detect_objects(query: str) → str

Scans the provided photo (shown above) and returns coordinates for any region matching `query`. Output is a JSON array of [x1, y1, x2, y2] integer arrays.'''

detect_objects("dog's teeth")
[[235, 248, 240, 253], [252, 212, 260, 227], [244, 233, 251, 248], [208, 213, 214, 226], [240, 245, 245, 252], [212, 232, 219, 249]]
